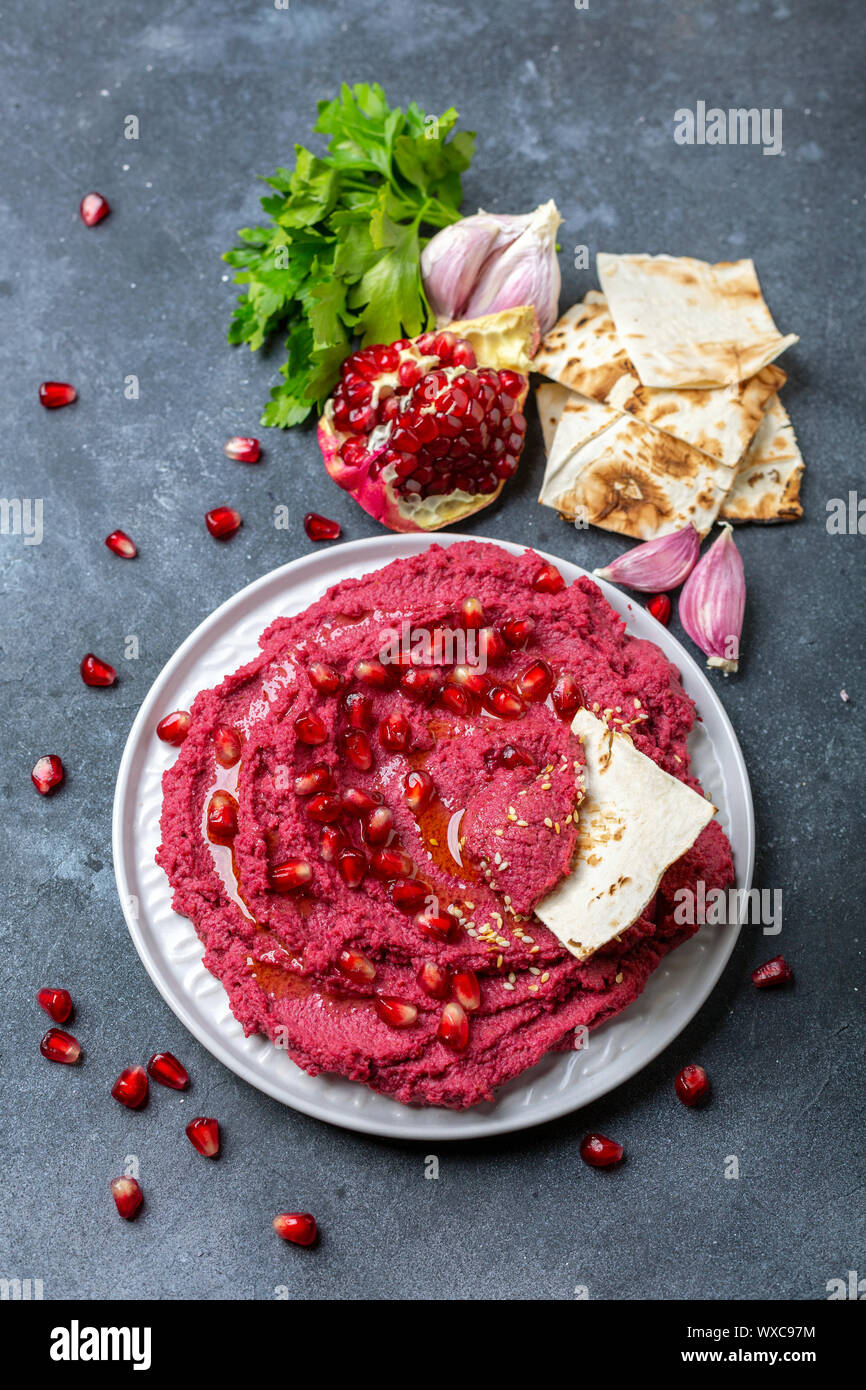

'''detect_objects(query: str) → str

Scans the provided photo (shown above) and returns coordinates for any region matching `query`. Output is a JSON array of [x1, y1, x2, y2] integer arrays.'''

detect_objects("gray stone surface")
[[1, 0, 863, 1301]]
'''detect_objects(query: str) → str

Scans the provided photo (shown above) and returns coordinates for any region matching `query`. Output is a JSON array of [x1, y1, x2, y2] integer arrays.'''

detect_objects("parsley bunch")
[[224, 83, 475, 427]]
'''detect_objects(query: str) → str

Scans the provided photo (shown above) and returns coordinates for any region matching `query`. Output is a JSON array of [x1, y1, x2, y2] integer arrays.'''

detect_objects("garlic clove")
[[421, 212, 526, 323], [594, 524, 700, 593], [461, 200, 563, 336], [678, 523, 746, 674]]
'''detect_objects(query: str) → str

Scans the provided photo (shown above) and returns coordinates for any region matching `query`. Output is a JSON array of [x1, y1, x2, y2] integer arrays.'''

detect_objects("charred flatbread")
[[720, 393, 804, 523]]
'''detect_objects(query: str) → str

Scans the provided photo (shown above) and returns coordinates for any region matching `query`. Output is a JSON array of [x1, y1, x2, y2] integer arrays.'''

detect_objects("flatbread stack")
[[535, 254, 803, 537]]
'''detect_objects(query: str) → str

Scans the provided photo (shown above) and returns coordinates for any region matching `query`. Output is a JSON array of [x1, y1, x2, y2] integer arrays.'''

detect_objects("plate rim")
[[112, 531, 754, 1140]]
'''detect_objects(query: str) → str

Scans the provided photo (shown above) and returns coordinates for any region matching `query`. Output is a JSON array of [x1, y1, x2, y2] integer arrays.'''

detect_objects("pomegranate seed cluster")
[[331, 331, 527, 502]]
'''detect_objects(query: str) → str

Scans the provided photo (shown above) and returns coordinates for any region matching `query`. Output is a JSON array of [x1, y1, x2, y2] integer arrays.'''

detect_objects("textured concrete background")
[[1, 0, 863, 1301]]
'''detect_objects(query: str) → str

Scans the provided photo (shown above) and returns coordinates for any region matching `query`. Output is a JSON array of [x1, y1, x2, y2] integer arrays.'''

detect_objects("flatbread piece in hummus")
[[597, 253, 798, 389], [536, 711, 716, 961], [537, 392, 735, 539], [535, 291, 785, 468], [720, 393, 804, 523]]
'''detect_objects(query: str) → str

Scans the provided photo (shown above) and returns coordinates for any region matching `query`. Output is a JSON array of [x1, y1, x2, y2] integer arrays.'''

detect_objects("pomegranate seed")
[[337, 949, 377, 983], [294, 763, 334, 796], [375, 995, 418, 1028], [294, 710, 328, 745], [500, 744, 535, 770], [344, 728, 373, 771], [308, 662, 343, 694], [438, 1001, 469, 1051], [80, 191, 110, 226], [37, 987, 73, 1022], [751, 955, 793, 989], [379, 710, 411, 752], [451, 665, 490, 696], [337, 848, 366, 887], [485, 685, 526, 719], [579, 1133, 624, 1168], [439, 686, 474, 721], [342, 786, 382, 815], [105, 529, 137, 558], [147, 1051, 189, 1090], [415, 908, 458, 942], [552, 674, 585, 718], [502, 618, 535, 647], [532, 562, 565, 594], [205, 506, 242, 539], [400, 667, 438, 702], [156, 711, 190, 746], [31, 754, 64, 795], [403, 768, 434, 813], [320, 824, 348, 863], [451, 340, 477, 368], [110, 1176, 143, 1221], [389, 878, 429, 913], [452, 969, 481, 1013], [647, 593, 672, 625], [371, 846, 414, 879], [344, 691, 373, 728], [213, 724, 242, 767], [306, 793, 343, 824], [479, 627, 508, 665], [355, 658, 391, 688], [273, 1212, 317, 1246], [39, 381, 77, 408], [516, 659, 554, 702], [270, 859, 313, 892], [80, 653, 116, 687], [224, 436, 260, 463], [40, 1028, 81, 1064], [206, 790, 238, 845], [364, 806, 394, 845], [111, 1065, 148, 1109], [461, 596, 484, 629], [417, 961, 451, 998], [186, 1116, 220, 1158], [304, 512, 341, 542], [675, 1064, 710, 1107]]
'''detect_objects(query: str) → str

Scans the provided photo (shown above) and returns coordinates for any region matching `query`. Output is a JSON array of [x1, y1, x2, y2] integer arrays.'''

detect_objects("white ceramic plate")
[[113, 533, 754, 1140]]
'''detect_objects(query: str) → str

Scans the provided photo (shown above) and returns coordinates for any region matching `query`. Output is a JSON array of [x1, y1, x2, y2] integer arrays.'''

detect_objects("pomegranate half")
[[318, 329, 530, 533]]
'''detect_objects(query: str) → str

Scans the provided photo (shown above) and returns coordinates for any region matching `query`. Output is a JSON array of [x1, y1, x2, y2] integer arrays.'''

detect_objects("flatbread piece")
[[720, 393, 804, 523]]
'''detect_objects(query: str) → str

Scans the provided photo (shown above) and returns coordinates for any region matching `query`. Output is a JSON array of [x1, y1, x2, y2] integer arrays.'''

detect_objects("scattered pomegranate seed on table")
[[752, 955, 793, 989], [186, 1116, 220, 1158], [111, 1066, 149, 1109], [110, 1177, 143, 1221], [156, 710, 190, 745], [579, 1133, 624, 1168], [224, 436, 260, 463], [37, 987, 73, 1023], [273, 1212, 317, 1246], [80, 653, 116, 687], [304, 512, 341, 542], [31, 754, 64, 795], [39, 381, 76, 409], [675, 1064, 711, 1107], [105, 529, 137, 558], [40, 1028, 81, 1064], [146, 1052, 189, 1090], [205, 506, 242, 539], [79, 192, 110, 226], [647, 593, 672, 625]]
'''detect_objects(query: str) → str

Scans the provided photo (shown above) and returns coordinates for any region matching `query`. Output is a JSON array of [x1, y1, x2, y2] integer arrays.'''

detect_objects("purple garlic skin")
[[678, 523, 746, 673], [594, 524, 700, 593], [421, 200, 562, 335]]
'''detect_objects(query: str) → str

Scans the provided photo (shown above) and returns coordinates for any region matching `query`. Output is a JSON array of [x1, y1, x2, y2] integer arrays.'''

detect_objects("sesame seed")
[[496, 954, 503, 969], [503, 982, 515, 992], [540, 972, 550, 983], [529, 966, 540, 976], [544, 817, 553, 828], [615, 971, 623, 983]]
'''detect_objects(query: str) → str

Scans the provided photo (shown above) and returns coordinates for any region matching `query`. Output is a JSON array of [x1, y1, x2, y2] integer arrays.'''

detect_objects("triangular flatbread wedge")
[[536, 711, 716, 960], [597, 253, 798, 388], [535, 292, 785, 467], [720, 393, 804, 523], [537, 392, 735, 539]]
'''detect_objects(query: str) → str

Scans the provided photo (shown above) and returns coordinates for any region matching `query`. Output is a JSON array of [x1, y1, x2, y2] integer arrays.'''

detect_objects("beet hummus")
[[156, 540, 734, 1108]]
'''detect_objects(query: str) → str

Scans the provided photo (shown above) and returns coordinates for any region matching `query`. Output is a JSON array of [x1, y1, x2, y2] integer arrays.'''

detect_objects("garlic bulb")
[[421, 200, 562, 335], [594, 525, 700, 592], [678, 524, 746, 673]]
